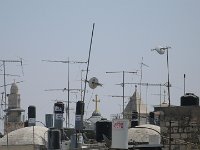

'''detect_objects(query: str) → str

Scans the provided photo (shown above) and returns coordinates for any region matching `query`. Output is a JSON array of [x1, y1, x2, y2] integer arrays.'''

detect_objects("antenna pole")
[[166, 48, 170, 107], [3, 61, 6, 111], [122, 71, 125, 118], [160, 84, 161, 107], [67, 57, 70, 128], [83, 23, 95, 103], [184, 74, 186, 95]]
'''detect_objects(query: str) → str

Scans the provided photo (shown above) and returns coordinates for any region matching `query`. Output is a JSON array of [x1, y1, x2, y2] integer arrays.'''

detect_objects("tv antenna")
[[106, 71, 137, 118], [42, 58, 87, 128], [152, 89, 167, 105], [117, 82, 171, 106], [45, 87, 82, 127], [0, 59, 23, 110]]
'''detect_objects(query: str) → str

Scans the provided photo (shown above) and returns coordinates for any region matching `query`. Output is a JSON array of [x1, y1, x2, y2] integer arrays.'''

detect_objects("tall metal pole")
[[3, 61, 8, 147], [166, 48, 171, 150], [80, 70, 87, 101], [151, 46, 171, 150], [166, 49, 170, 107], [151, 46, 171, 106], [83, 23, 95, 104], [159, 84, 162, 107], [122, 71, 125, 118], [184, 74, 186, 95], [81, 70, 83, 101], [67, 58, 70, 128], [3, 61, 6, 110]]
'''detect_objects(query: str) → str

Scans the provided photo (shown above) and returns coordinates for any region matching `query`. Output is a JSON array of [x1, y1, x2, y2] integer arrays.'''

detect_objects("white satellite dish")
[[155, 46, 165, 55], [88, 77, 102, 89], [151, 46, 171, 55]]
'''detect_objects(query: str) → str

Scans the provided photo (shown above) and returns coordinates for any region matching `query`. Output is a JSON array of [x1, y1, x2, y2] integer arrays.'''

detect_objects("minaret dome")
[[10, 82, 18, 94]]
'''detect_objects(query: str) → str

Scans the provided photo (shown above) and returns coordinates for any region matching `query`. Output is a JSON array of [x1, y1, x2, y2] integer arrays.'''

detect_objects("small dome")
[[0, 126, 48, 146], [10, 82, 18, 94], [128, 124, 160, 143], [92, 111, 101, 116]]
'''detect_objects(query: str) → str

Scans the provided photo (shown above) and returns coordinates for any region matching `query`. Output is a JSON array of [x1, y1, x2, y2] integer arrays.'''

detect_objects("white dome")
[[10, 82, 18, 94], [0, 126, 48, 146], [128, 124, 160, 143]]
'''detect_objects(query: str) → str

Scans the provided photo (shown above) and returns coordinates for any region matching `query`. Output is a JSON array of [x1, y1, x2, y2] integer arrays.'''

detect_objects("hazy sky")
[[0, 1, 200, 131]]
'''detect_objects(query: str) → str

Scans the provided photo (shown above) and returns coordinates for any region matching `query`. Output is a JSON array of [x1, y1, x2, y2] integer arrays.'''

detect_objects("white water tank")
[[111, 119, 129, 149]]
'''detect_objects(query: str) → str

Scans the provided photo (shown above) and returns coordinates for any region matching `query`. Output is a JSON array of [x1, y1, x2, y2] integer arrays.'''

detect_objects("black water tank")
[[54, 102, 64, 113], [96, 120, 112, 142], [181, 93, 199, 106], [131, 111, 138, 127], [76, 101, 84, 115], [45, 114, 53, 128], [149, 112, 155, 125], [48, 129, 61, 149], [28, 106, 36, 126], [28, 106, 36, 118]]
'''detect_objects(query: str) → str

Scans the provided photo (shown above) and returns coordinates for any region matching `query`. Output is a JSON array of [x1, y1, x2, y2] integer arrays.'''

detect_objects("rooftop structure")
[[4, 82, 25, 134], [124, 86, 147, 125], [0, 126, 48, 150]]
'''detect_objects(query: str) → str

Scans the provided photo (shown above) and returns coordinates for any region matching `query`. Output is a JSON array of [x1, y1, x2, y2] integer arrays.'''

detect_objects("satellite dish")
[[155, 46, 165, 55], [88, 77, 102, 89], [152, 46, 171, 55]]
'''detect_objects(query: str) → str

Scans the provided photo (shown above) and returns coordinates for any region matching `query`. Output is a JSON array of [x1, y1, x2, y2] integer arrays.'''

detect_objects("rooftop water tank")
[[181, 93, 199, 106], [48, 128, 61, 149], [54, 102, 64, 129], [131, 111, 138, 128], [28, 105, 36, 126], [96, 120, 112, 142], [111, 119, 129, 149], [45, 114, 53, 128]]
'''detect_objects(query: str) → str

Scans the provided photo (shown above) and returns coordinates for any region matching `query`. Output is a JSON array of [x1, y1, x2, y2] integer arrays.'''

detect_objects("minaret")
[[4, 82, 25, 134]]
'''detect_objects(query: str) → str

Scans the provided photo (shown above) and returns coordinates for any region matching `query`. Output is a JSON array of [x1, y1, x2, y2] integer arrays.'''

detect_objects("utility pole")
[[42, 59, 86, 128], [106, 71, 137, 118]]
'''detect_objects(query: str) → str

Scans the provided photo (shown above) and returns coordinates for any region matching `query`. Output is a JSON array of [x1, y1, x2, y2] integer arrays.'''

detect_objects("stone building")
[[155, 93, 200, 150]]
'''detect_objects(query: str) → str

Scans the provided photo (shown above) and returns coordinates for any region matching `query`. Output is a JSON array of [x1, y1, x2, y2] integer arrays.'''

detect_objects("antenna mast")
[[42, 59, 86, 128], [139, 57, 149, 124], [83, 23, 95, 103], [106, 71, 137, 118]]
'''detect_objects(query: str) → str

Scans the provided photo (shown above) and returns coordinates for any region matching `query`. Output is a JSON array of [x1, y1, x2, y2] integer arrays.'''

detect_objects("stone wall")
[[159, 106, 200, 150]]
